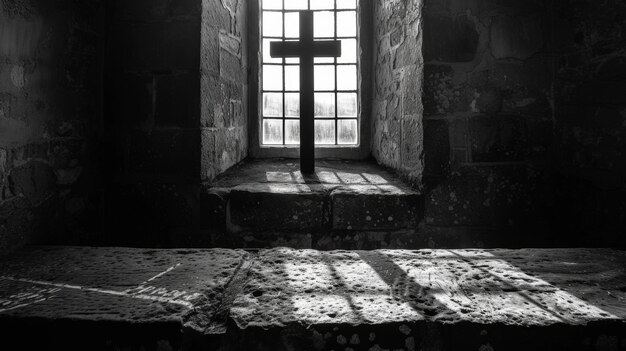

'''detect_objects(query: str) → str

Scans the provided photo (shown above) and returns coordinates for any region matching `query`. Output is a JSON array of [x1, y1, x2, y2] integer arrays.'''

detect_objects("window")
[[261, 0, 359, 146]]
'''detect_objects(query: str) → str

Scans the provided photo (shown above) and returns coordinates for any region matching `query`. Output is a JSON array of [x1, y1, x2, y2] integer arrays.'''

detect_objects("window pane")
[[337, 65, 357, 90], [260, 2, 359, 147], [263, 93, 283, 117], [263, 39, 282, 63], [315, 93, 335, 118], [315, 120, 336, 144], [338, 38, 357, 63], [315, 57, 335, 64], [263, 65, 283, 90], [263, 119, 283, 144], [311, 0, 334, 10], [263, 0, 283, 9], [314, 11, 335, 38], [263, 11, 283, 37], [285, 120, 300, 145], [338, 119, 358, 144], [314, 65, 335, 90], [285, 93, 300, 117], [337, 11, 356, 37], [337, 0, 357, 9], [285, 0, 308, 10], [285, 65, 300, 91], [338, 93, 357, 117], [285, 12, 300, 38]]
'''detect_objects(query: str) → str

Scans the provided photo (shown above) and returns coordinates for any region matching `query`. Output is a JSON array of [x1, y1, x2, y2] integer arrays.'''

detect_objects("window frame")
[[248, 0, 372, 159]]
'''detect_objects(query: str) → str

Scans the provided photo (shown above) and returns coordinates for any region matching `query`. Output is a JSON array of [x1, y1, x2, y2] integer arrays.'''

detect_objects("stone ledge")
[[204, 159, 424, 236], [1, 247, 624, 350], [228, 183, 330, 232]]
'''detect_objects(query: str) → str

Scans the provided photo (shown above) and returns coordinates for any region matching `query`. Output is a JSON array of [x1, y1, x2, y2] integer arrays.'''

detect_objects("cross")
[[270, 11, 341, 174]]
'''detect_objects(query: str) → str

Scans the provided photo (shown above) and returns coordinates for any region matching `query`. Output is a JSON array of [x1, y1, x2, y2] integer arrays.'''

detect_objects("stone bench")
[[0, 247, 624, 350]]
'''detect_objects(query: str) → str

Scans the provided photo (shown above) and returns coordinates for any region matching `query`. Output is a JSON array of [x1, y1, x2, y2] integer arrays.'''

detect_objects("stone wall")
[[372, 0, 425, 187], [421, 0, 555, 247], [421, 0, 625, 248], [0, 0, 105, 254], [552, 0, 626, 247], [201, 0, 248, 181], [103, 0, 202, 247], [102, 0, 248, 247]]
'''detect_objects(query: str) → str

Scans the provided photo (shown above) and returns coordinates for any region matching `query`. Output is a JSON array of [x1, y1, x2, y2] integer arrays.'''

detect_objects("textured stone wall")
[[422, 0, 625, 248], [0, 0, 105, 254], [372, 0, 425, 187], [421, 0, 556, 247], [552, 0, 626, 247], [201, 0, 248, 181]]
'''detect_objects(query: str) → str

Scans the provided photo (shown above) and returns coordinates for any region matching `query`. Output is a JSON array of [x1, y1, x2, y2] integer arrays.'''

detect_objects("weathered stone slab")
[[228, 183, 329, 232], [1, 247, 625, 350], [231, 248, 626, 329], [209, 159, 424, 237], [0, 247, 248, 330], [331, 185, 421, 231]]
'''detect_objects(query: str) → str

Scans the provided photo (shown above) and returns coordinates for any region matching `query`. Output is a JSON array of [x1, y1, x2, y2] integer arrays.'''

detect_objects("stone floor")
[[1, 246, 625, 350], [203, 159, 423, 249]]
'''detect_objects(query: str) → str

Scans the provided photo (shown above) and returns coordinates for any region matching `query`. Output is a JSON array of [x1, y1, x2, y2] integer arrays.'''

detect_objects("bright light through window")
[[261, 0, 359, 146]]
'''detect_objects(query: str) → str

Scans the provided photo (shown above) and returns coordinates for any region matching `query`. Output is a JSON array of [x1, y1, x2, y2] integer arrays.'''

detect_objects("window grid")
[[261, 0, 359, 146]]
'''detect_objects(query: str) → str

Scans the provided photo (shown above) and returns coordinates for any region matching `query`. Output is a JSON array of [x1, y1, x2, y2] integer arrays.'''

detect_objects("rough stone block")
[[201, 26, 220, 75], [423, 64, 459, 115], [475, 87, 503, 115], [401, 116, 423, 170], [424, 167, 494, 227], [491, 15, 544, 60], [202, 0, 233, 31], [469, 115, 529, 162], [449, 117, 469, 149], [200, 74, 222, 128], [8, 160, 56, 206], [214, 126, 246, 173], [423, 14, 479, 62], [228, 183, 329, 232], [331, 185, 421, 231], [200, 128, 217, 181], [424, 119, 450, 178]]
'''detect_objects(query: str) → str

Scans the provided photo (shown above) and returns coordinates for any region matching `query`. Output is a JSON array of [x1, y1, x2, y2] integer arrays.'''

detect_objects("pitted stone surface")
[[331, 185, 420, 230], [0, 247, 247, 329], [231, 248, 626, 329], [207, 159, 422, 235], [210, 159, 416, 189], [229, 183, 329, 232], [1, 246, 624, 349]]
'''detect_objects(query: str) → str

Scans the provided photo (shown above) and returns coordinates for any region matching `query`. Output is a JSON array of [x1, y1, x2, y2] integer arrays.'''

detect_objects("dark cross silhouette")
[[270, 11, 341, 174]]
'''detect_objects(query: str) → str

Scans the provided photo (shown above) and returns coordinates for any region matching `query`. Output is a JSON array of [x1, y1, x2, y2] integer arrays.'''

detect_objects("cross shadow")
[[356, 251, 459, 320]]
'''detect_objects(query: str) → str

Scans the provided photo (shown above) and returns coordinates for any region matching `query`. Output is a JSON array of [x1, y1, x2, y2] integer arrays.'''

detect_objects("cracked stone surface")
[[0, 247, 248, 329], [231, 248, 626, 328], [0, 246, 625, 350]]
